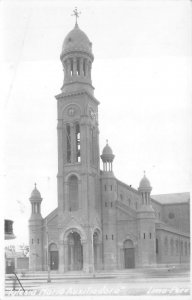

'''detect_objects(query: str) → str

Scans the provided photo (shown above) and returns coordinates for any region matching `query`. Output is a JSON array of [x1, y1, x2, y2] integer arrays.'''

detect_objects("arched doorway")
[[123, 239, 135, 269], [67, 232, 83, 271], [49, 243, 59, 270]]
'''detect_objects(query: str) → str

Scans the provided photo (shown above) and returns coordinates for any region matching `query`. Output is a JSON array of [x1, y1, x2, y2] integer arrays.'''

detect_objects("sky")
[[2, 0, 192, 245]]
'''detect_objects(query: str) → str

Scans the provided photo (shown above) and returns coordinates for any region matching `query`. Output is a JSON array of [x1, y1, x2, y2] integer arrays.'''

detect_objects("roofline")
[[116, 179, 140, 195], [152, 192, 190, 197], [155, 222, 190, 237], [151, 198, 163, 206], [44, 207, 58, 222], [162, 202, 189, 206], [151, 198, 189, 206]]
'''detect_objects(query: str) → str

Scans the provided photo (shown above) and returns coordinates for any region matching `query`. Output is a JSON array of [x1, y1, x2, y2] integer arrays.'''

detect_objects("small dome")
[[101, 140, 115, 162], [61, 24, 93, 58], [102, 143, 113, 156], [30, 183, 42, 200], [139, 172, 151, 189]]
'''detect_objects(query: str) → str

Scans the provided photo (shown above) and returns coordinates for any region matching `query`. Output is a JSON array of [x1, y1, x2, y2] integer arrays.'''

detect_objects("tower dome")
[[139, 172, 151, 189], [101, 140, 115, 162], [61, 24, 93, 60], [59, 19, 94, 94], [138, 172, 152, 206], [30, 183, 42, 202]]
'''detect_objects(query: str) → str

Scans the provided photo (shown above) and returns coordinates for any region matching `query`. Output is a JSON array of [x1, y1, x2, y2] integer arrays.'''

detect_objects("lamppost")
[[46, 219, 51, 283], [92, 229, 95, 277]]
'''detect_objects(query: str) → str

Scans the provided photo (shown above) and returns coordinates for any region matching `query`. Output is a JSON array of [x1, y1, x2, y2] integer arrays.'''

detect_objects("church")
[[28, 11, 190, 273]]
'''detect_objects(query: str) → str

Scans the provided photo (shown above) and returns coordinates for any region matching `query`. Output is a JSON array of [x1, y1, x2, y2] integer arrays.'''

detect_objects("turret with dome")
[[139, 172, 151, 189], [138, 172, 153, 207], [29, 184, 43, 271], [60, 9, 94, 94], [101, 140, 115, 173], [61, 23, 93, 58], [29, 183, 43, 220]]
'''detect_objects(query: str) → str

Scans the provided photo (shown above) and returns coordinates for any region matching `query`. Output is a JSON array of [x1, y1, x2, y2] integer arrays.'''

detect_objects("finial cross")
[[71, 7, 81, 25], [34, 182, 37, 189]]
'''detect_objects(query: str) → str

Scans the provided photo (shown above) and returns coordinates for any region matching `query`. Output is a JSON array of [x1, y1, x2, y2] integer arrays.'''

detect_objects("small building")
[[5, 247, 29, 274]]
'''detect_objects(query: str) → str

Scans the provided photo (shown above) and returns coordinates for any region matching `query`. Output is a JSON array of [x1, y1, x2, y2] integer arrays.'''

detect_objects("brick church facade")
[[28, 20, 190, 273]]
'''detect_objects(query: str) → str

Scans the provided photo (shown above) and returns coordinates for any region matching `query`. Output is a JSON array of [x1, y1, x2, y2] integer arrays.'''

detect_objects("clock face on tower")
[[89, 107, 97, 120]]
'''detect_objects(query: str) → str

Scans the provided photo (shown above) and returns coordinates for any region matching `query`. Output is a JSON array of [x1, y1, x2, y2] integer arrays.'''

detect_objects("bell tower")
[[55, 10, 101, 272]]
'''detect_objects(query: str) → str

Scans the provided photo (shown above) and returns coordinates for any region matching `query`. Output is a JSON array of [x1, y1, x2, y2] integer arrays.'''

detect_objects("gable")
[[48, 214, 58, 227]]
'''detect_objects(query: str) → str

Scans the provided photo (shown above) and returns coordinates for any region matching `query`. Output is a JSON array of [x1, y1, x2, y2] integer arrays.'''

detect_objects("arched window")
[[90, 127, 95, 164], [156, 238, 158, 253], [75, 123, 81, 162], [66, 123, 71, 163], [83, 59, 86, 76], [184, 241, 187, 256], [164, 237, 168, 255], [170, 238, 174, 255], [180, 240, 183, 256], [69, 175, 79, 211], [76, 58, 80, 75], [70, 59, 73, 76]]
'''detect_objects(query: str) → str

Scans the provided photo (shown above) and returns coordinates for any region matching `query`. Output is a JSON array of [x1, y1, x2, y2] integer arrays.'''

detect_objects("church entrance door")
[[49, 243, 59, 270], [50, 251, 59, 270], [67, 232, 83, 271], [123, 239, 135, 269]]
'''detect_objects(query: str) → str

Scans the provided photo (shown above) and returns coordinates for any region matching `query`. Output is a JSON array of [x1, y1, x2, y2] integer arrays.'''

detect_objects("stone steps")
[[5, 272, 190, 295]]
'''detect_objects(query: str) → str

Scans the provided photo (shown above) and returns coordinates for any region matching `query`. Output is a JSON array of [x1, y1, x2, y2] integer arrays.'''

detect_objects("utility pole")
[[46, 219, 51, 283], [92, 229, 95, 277]]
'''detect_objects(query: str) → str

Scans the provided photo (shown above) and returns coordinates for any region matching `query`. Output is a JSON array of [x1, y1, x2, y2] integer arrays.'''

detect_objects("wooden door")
[[124, 248, 135, 269], [50, 251, 58, 270]]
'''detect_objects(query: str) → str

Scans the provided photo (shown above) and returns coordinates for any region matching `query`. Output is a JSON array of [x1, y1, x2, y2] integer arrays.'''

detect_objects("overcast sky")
[[2, 0, 192, 245]]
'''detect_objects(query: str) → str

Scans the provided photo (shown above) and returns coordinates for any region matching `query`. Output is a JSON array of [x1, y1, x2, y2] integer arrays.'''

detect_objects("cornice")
[[155, 222, 190, 237], [55, 89, 100, 105]]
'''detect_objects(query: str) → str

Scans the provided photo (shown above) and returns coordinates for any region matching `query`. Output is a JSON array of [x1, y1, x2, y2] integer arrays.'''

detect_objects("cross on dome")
[[71, 7, 81, 25]]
